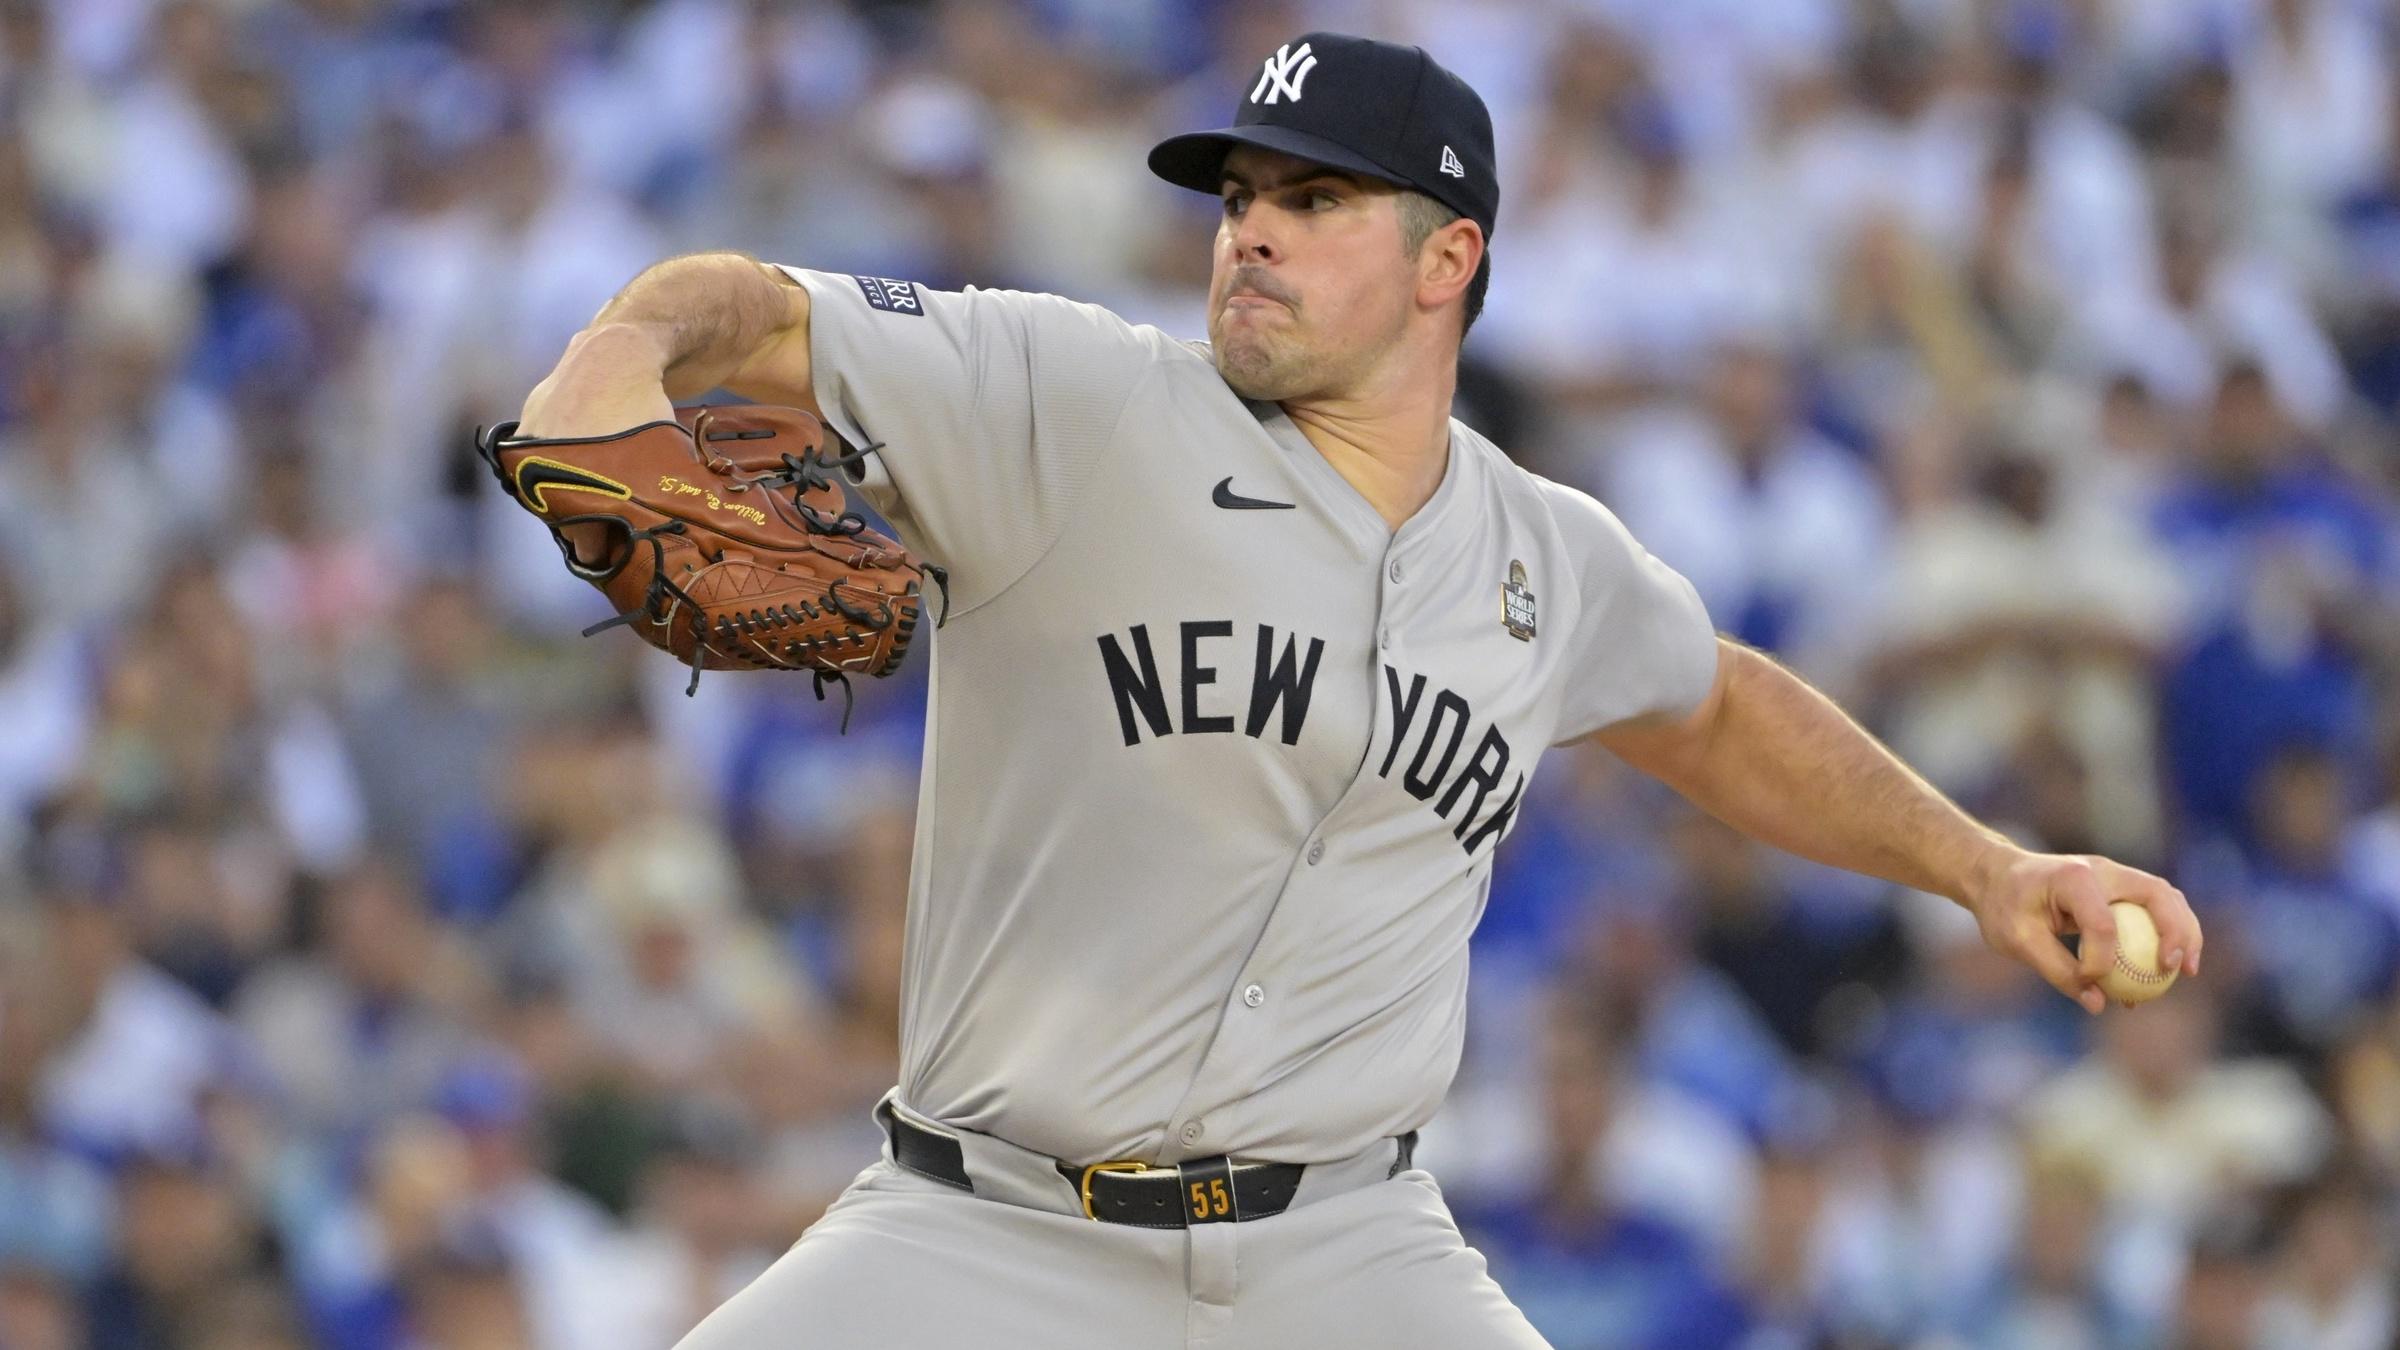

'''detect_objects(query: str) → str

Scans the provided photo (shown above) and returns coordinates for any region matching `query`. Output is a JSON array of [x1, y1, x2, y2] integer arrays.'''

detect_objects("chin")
[[1212, 336, 1307, 402]]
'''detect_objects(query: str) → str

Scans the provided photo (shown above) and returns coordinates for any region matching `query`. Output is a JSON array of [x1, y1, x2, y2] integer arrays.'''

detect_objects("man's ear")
[[1417, 219, 1483, 311]]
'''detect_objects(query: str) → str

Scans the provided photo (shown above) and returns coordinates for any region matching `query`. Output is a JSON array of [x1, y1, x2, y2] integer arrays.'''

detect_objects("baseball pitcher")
[[504, 32, 2205, 1349]]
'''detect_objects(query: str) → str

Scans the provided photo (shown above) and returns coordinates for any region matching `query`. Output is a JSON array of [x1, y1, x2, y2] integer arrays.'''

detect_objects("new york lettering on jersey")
[[1093, 621, 1528, 855]]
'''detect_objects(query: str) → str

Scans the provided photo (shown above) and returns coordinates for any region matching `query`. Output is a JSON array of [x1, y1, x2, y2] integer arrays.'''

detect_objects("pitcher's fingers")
[[2011, 918, 2106, 1015], [2106, 864, 2204, 978], [2053, 863, 2119, 990]]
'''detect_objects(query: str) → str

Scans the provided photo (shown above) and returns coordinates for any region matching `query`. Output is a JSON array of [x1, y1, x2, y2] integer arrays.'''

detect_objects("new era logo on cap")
[[1251, 41, 1317, 105], [1439, 146, 1464, 178]]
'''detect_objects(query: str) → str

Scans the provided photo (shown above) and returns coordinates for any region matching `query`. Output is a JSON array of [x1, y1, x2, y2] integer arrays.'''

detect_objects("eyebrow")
[[1219, 167, 1369, 194]]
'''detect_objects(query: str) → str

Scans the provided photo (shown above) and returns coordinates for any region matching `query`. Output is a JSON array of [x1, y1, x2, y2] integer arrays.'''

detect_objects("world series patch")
[[1502, 560, 1536, 640], [852, 275, 924, 316]]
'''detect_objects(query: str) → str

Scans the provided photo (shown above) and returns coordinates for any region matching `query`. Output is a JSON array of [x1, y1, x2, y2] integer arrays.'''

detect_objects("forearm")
[[1604, 641, 2016, 905], [520, 254, 807, 436], [587, 251, 795, 398]]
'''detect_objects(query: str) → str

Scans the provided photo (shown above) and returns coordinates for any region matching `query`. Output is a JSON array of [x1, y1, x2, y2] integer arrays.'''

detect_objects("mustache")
[[1222, 268, 1297, 309]]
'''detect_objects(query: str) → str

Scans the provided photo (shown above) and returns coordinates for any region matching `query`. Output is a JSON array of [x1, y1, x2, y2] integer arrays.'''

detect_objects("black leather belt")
[[876, 1100, 1415, 1228], [1056, 1152, 1303, 1227], [878, 1098, 972, 1192]]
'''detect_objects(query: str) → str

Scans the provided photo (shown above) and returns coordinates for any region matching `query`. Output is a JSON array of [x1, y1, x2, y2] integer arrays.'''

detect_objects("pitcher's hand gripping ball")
[[2096, 900, 2179, 1007], [476, 405, 945, 720]]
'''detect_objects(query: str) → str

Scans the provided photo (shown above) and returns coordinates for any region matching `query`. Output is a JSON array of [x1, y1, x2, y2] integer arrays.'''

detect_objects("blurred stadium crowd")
[[1, 0, 2399, 1346]]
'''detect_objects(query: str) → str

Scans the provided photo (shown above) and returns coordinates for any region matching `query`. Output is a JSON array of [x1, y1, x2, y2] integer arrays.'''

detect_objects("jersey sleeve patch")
[[852, 275, 925, 316]]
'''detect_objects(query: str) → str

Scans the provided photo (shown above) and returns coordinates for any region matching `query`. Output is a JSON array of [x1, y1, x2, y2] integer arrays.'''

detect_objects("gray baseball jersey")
[[777, 265, 1718, 1169]]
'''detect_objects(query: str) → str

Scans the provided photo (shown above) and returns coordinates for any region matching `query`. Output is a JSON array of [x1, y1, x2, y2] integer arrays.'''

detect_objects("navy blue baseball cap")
[[1149, 32, 1499, 241]]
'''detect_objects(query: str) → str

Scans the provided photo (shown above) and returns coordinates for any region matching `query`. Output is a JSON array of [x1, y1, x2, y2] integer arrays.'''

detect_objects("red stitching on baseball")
[[2112, 950, 2170, 984]]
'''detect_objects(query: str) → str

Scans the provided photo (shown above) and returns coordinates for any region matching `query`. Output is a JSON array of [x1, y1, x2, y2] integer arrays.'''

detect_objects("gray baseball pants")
[[671, 1105, 1550, 1349]]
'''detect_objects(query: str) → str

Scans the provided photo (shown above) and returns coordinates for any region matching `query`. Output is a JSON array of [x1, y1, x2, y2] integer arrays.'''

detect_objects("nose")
[[1227, 205, 1282, 265]]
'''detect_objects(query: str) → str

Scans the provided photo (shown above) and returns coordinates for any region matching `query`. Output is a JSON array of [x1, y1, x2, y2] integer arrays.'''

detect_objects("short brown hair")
[[1396, 191, 1489, 339]]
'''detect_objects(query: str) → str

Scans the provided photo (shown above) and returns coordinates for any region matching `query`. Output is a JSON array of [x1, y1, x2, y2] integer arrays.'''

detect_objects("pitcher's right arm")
[[517, 253, 813, 438]]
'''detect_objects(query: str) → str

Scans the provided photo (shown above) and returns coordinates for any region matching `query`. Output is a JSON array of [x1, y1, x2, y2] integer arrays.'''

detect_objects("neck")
[[1281, 355, 1458, 532]]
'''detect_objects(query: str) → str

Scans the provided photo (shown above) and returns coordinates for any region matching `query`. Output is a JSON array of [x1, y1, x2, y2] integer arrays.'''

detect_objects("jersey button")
[[1388, 558, 1404, 583], [1243, 984, 1266, 1008], [1306, 840, 1325, 865], [1180, 1121, 1205, 1146]]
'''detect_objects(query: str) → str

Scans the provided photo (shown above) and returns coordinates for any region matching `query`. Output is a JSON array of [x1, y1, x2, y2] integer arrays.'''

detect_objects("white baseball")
[[2096, 900, 2177, 1006]]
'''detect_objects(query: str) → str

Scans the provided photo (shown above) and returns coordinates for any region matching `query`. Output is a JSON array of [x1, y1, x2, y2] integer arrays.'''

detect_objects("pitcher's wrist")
[[1951, 833, 2026, 914]]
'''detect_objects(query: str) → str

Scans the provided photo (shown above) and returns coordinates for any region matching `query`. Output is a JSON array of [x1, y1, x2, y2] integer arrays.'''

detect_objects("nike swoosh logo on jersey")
[[515, 456, 633, 513], [1212, 477, 1294, 510]]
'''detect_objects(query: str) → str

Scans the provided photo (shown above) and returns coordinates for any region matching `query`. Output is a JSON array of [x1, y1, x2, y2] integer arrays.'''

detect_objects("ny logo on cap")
[[1439, 146, 1465, 178], [1250, 42, 1317, 105]]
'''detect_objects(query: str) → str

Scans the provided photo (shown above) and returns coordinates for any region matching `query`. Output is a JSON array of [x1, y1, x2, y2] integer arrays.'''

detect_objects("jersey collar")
[[1250, 401, 1476, 555]]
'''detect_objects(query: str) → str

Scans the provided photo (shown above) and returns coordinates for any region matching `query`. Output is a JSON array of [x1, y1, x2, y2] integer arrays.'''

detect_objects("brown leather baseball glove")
[[475, 405, 943, 723]]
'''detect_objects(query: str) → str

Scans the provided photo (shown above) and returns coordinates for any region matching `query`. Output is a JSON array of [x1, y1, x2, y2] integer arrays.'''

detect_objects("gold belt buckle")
[[1076, 1160, 1152, 1220]]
